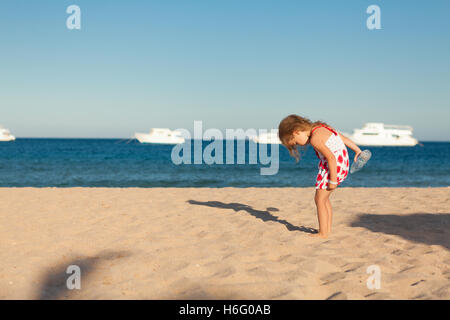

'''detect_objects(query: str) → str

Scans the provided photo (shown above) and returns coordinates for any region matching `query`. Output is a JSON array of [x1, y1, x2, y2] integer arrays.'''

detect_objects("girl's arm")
[[310, 135, 338, 189], [339, 133, 362, 161]]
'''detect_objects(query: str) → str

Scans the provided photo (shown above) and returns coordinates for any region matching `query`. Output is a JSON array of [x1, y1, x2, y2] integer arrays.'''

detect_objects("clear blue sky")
[[1, 0, 449, 140]]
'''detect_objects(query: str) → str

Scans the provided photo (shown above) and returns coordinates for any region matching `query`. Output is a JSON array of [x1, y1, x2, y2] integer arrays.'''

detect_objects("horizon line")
[[6, 137, 450, 143]]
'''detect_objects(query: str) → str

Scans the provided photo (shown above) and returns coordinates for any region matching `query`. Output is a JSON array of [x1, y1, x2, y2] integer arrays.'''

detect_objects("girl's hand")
[[354, 150, 362, 162], [327, 182, 337, 191]]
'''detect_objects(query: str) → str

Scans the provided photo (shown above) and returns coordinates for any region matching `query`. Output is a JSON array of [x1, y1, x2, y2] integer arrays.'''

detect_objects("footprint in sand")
[[365, 292, 392, 299], [210, 266, 236, 278], [320, 272, 346, 285], [342, 262, 365, 273], [165, 261, 190, 272], [196, 230, 208, 238], [269, 289, 292, 299], [276, 254, 305, 264], [411, 280, 426, 286], [432, 284, 450, 298], [442, 269, 450, 280], [221, 251, 236, 260], [391, 249, 405, 256], [326, 291, 347, 300], [398, 266, 415, 273], [247, 266, 272, 277]]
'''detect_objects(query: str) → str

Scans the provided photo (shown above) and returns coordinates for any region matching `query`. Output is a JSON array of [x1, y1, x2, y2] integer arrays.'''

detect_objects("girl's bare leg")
[[325, 197, 333, 234], [310, 189, 332, 238]]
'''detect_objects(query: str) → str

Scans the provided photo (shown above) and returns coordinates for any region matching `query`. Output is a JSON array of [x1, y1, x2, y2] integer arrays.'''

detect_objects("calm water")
[[0, 139, 449, 187]]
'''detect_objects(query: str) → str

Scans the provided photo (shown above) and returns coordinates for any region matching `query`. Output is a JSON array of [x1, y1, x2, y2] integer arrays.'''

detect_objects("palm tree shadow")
[[187, 200, 316, 234], [36, 250, 132, 300], [351, 213, 450, 250]]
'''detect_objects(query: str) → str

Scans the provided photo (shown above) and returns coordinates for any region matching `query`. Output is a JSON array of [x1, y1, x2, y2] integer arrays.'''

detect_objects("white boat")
[[135, 128, 185, 144], [346, 123, 419, 146], [251, 130, 281, 144], [0, 126, 15, 141]]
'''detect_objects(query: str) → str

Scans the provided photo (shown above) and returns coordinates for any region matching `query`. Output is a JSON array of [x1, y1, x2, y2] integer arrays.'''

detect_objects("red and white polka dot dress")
[[312, 126, 350, 190]]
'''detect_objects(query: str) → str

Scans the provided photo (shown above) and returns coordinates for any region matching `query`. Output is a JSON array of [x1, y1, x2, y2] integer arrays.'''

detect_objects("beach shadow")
[[351, 213, 450, 250], [187, 200, 316, 234], [36, 250, 132, 300]]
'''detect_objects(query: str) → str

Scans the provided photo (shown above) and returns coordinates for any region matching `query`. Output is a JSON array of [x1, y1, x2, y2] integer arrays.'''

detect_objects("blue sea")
[[0, 139, 449, 188]]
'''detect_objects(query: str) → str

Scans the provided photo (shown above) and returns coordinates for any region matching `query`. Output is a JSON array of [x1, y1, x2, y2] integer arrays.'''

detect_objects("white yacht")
[[251, 130, 281, 144], [346, 123, 419, 146], [0, 126, 15, 141], [135, 128, 185, 144]]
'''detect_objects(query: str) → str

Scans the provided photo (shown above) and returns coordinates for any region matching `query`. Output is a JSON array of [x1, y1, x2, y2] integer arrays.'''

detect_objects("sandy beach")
[[0, 187, 449, 300]]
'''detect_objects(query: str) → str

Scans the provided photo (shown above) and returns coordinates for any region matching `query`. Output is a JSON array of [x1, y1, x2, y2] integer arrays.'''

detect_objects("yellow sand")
[[0, 187, 449, 300]]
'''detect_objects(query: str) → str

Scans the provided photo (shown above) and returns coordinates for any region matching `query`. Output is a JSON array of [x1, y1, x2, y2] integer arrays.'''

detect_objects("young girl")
[[278, 115, 362, 238]]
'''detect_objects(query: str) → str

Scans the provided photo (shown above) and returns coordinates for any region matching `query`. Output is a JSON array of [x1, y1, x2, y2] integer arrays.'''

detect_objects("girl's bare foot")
[[309, 232, 328, 239]]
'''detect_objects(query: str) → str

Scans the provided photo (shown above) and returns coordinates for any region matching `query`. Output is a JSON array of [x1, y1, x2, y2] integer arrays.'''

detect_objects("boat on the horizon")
[[251, 130, 281, 144], [0, 126, 15, 141], [135, 128, 185, 144], [344, 123, 419, 146]]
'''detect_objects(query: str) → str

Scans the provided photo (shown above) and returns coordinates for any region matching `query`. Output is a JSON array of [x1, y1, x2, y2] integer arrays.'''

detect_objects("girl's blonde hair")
[[278, 114, 328, 162]]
